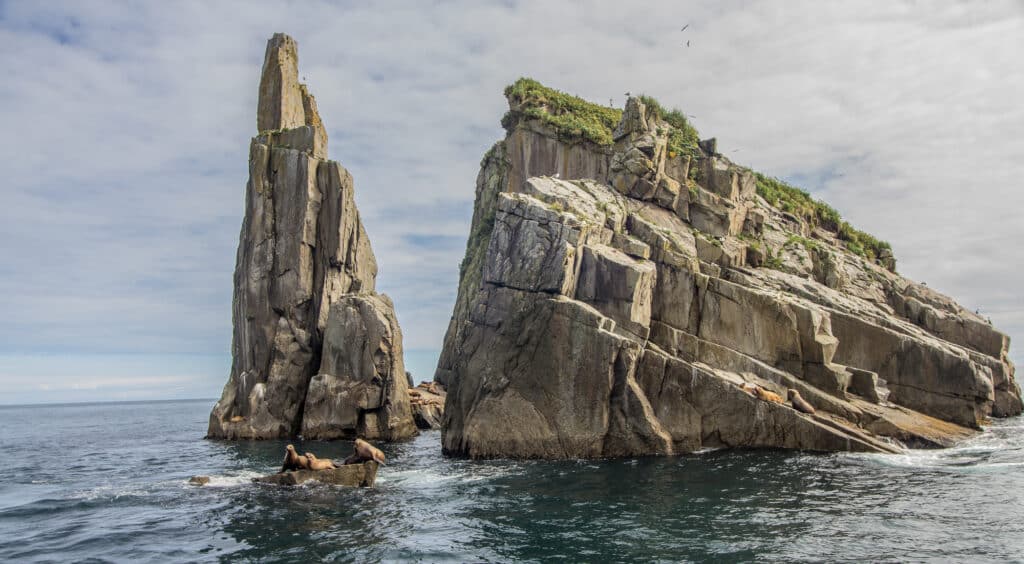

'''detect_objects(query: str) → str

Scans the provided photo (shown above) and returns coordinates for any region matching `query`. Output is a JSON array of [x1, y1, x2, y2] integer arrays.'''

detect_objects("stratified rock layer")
[[208, 34, 416, 441], [437, 91, 1020, 459]]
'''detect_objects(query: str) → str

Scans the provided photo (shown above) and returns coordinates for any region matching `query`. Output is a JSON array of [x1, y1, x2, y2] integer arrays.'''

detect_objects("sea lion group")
[[279, 439, 387, 473], [740, 383, 816, 414], [409, 381, 445, 408]]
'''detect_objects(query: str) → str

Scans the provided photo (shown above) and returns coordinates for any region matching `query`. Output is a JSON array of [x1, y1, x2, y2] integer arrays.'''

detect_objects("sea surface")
[[0, 399, 1022, 563]]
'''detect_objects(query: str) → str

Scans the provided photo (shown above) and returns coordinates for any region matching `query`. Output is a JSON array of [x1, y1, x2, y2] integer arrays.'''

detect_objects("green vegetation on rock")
[[638, 95, 701, 158], [499, 78, 893, 270], [755, 172, 893, 265], [502, 78, 622, 146]]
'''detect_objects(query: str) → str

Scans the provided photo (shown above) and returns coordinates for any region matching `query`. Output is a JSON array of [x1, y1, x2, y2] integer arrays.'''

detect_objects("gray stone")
[[207, 34, 415, 442]]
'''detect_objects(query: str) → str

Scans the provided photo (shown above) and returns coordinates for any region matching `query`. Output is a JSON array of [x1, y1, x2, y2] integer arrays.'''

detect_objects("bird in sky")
[[687, 40, 691, 47], [681, 24, 689, 31]]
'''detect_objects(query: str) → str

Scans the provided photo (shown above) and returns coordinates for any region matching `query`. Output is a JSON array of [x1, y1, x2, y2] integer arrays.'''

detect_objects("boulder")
[[301, 295, 417, 440]]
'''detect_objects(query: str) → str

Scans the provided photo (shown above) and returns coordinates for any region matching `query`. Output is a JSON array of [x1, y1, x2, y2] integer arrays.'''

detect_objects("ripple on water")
[[0, 402, 1023, 561]]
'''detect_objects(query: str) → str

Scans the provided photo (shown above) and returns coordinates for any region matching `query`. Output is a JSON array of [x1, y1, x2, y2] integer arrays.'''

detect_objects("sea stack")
[[207, 34, 417, 441], [436, 79, 1022, 459]]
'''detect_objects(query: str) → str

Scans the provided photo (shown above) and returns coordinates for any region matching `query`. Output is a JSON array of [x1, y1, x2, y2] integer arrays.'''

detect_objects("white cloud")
[[1, 0, 1021, 403]]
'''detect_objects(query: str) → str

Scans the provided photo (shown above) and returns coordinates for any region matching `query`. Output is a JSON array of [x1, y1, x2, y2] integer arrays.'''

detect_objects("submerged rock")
[[253, 461, 378, 487], [436, 80, 1021, 459], [207, 34, 416, 441]]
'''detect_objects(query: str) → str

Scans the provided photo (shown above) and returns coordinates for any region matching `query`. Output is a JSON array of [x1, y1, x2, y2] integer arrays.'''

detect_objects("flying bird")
[[687, 40, 691, 47], [681, 24, 689, 31]]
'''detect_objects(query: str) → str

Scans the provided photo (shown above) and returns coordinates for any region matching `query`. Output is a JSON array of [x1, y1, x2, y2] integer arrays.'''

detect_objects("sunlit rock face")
[[207, 34, 416, 441], [437, 81, 1020, 459]]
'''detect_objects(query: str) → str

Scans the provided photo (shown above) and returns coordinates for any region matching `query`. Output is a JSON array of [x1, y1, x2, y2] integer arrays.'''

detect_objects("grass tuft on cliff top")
[[502, 78, 623, 146], [637, 95, 701, 158], [499, 78, 892, 269], [755, 172, 893, 264]]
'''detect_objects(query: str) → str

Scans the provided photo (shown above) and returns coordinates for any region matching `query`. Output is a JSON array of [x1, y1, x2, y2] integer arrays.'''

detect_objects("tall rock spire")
[[207, 34, 416, 441]]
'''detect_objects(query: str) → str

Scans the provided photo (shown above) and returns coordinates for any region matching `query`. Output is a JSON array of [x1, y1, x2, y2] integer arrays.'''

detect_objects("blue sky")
[[1, 1, 1022, 404]]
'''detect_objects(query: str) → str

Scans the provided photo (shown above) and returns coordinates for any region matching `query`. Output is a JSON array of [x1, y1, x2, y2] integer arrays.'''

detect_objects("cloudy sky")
[[1, 0, 1022, 404]]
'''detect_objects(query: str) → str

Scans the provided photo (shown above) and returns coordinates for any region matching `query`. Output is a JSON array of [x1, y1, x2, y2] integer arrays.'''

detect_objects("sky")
[[1, 0, 1022, 404]]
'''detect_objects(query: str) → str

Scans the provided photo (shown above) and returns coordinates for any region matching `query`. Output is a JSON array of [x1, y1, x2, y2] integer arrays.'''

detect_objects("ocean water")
[[0, 400, 1021, 563]]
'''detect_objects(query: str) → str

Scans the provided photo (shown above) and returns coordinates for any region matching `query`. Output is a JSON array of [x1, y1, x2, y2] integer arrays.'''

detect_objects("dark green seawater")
[[0, 399, 1022, 562]]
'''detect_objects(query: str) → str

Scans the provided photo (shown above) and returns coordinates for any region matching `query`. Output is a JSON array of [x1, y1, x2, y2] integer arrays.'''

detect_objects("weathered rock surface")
[[253, 461, 378, 487], [436, 87, 1020, 459], [208, 34, 416, 441], [409, 381, 446, 430]]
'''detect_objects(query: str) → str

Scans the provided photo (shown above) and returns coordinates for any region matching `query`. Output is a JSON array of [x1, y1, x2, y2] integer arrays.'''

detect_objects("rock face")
[[436, 81, 1021, 459], [207, 34, 416, 441], [409, 381, 446, 430]]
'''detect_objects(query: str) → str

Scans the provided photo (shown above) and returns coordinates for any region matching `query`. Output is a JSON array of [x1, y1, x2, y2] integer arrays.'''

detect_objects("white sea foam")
[[200, 470, 264, 488]]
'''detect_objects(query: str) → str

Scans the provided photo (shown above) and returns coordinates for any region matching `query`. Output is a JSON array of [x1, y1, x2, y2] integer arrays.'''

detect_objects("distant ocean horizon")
[[1, 399, 1022, 562]]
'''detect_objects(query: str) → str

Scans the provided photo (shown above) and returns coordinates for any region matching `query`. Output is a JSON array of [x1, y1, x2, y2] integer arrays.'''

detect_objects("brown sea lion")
[[305, 452, 338, 471], [754, 386, 785, 405], [229, 415, 244, 423], [343, 438, 387, 466], [281, 444, 310, 472], [788, 389, 816, 414], [418, 381, 440, 395]]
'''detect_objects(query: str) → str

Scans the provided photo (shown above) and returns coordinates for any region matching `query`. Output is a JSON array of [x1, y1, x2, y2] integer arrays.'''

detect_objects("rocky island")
[[207, 34, 420, 441], [435, 78, 1022, 458]]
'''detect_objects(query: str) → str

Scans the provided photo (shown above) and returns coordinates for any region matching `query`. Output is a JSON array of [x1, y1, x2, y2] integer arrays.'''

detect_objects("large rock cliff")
[[208, 34, 417, 441], [436, 78, 1021, 459]]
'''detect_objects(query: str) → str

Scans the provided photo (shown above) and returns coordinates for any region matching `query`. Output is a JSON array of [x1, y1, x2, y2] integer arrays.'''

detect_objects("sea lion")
[[418, 381, 440, 395], [189, 476, 210, 486], [343, 438, 387, 466], [754, 386, 785, 405], [281, 444, 310, 472], [229, 415, 244, 423], [788, 389, 816, 414], [305, 452, 338, 471]]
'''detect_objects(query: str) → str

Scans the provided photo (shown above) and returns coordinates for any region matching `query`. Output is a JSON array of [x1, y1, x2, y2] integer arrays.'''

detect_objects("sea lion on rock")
[[754, 386, 785, 405], [343, 438, 387, 466], [739, 382, 758, 396], [281, 444, 310, 472], [788, 389, 816, 414], [305, 452, 338, 471]]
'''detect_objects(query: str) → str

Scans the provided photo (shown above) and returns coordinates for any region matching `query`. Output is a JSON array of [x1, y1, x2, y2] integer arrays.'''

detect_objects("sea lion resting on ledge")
[[281, 444, 310, 472], [343, 438, 386, 466], [755, 386, 785, 405], [305, 452, 339, 471], [739, 382, 785, 405], [788, 389, 816, 414]]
